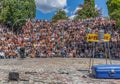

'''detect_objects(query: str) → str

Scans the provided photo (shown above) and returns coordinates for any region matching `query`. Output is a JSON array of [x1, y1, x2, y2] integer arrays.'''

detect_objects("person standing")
[[19, 44, 25, 59]]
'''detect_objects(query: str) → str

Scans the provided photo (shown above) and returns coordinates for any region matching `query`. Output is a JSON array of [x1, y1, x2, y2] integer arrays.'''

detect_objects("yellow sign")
[[87, 34, 111, 42]]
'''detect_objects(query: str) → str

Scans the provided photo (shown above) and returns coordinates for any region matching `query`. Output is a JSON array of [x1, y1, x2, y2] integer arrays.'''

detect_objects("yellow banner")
[[87, 34, 111, 42]]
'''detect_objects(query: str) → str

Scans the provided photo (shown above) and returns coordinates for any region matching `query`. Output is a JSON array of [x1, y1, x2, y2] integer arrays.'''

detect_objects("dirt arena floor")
[[0, 58, 120, 84]]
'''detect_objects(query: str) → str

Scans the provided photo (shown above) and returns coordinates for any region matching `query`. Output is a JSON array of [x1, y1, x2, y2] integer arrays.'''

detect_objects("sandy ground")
[[0, 58, 120, 84]]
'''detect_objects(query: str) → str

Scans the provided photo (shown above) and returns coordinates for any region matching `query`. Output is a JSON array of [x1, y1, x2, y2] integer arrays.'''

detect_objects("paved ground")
[[0, 58, 120, 84]]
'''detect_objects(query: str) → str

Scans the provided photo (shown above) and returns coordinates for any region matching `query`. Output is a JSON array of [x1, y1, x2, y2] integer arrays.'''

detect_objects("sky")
[[35, 0, 108, 20]]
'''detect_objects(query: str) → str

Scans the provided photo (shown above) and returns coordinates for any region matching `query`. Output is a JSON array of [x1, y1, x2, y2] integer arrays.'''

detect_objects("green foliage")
[[107, 0, 120, 26], [52, 9, 68, 22], [75, 0, 101, 20], [0, 0, 36, 26], [84, 0, 95, 7]]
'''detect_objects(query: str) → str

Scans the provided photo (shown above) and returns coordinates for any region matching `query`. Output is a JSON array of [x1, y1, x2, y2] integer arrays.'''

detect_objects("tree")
[[84, 0, 95, 7], [75, 0, 101, 20], [107, 0, 120, 26], [52, 9, 68, 22], [0, 0, 36, 27]]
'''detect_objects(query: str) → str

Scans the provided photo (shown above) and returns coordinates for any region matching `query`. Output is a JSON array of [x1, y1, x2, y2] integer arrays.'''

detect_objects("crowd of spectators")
[[0, 25, 18, 59], [0, 17, 120, 59]]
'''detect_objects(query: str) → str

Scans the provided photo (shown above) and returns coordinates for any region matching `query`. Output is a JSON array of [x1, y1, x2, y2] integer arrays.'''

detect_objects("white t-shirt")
[[80, 53, 84, 57], [0, 52, 5, 56], [85, 49, 88, 53]]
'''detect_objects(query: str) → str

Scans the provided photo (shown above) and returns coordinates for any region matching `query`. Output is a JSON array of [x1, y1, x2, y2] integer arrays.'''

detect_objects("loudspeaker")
[[9, 72, 19, 81]]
